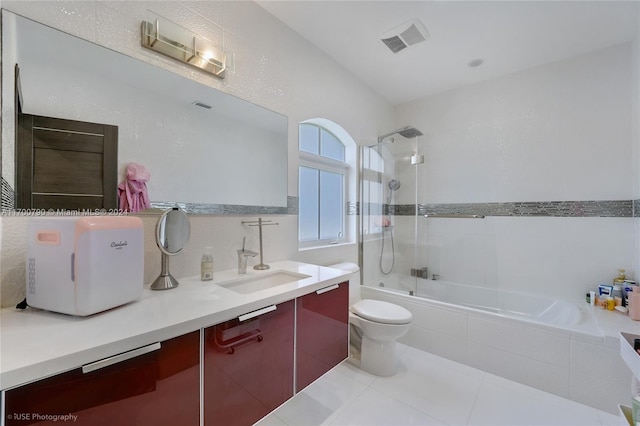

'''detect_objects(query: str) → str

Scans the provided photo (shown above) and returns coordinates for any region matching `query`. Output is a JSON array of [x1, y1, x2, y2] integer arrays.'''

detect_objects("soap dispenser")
[[201, 247, 214, 281]]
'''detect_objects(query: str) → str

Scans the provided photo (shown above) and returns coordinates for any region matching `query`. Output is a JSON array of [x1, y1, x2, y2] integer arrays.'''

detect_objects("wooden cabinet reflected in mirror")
[[14, 65, 118, 211], [16, 114, 117, 210]]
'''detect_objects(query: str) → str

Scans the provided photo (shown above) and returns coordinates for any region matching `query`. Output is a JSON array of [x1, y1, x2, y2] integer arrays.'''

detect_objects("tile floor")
[[257, 344, 622, 426]]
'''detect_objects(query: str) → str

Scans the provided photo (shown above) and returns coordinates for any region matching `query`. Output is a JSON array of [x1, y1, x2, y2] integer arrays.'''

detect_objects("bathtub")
[[360, 281, 628, 415], [370, 274, 588, 332]]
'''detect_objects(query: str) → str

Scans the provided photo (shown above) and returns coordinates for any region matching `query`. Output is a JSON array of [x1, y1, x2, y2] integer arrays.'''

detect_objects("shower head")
[[386, 179, 401, 205], [396, 126, 423, 139], [377, 125, 423, 143]]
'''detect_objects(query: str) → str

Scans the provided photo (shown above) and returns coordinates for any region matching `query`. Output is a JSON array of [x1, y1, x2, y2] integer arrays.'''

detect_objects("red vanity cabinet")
[[203, 300, 295, 426], [2, 331, 200, 426], [296, 281, 349, 391], [1, 278, 350, 425]]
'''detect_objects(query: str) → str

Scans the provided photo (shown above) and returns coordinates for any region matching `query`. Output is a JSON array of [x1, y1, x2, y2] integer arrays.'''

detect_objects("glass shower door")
[[360, 136, 421, 296]]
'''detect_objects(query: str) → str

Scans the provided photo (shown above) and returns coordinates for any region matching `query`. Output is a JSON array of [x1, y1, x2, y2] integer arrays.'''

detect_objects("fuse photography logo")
[[7, 413, 78, 422]]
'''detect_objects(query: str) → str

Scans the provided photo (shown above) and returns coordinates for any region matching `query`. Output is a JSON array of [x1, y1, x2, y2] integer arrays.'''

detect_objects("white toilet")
[[349, 299, 412, 376], [328, 263, 412, 377]]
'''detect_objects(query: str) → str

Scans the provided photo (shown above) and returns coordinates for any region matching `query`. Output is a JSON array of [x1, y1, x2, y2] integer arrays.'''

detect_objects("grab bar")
[[424, 214, 485, 219]]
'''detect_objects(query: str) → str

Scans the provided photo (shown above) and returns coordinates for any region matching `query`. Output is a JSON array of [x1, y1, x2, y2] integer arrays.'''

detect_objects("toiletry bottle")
[[614, 269, 626, 285], [630, 287, 640, 321], [613, 285, 623, 306], [201, 247, 213, 281]]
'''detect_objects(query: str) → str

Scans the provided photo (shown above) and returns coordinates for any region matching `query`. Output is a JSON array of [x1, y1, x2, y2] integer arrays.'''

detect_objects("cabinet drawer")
[[4, 331, 199, 426], [204, 300, 295, 426], [296, 281, 349, 391]]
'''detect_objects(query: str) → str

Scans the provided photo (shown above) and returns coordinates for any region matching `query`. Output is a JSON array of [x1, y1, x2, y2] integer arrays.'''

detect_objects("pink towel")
[[118, 163, 151, 213]]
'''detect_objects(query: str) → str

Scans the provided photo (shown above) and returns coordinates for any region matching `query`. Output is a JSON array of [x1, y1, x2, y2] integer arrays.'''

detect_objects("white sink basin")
[[218, 270, 311, 294]]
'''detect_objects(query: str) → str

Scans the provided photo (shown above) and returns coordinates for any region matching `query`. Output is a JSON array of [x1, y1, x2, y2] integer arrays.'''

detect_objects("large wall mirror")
[[1, 11, 288, 213]]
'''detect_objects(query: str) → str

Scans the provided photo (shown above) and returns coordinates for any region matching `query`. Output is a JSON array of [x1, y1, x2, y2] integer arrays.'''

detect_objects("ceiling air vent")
[[380, 19, 430, 54]]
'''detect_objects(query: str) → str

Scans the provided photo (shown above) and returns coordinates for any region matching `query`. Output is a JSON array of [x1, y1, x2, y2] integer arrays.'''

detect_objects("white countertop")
[[0, 260, 350, 391], [588, 304, 640, 343]]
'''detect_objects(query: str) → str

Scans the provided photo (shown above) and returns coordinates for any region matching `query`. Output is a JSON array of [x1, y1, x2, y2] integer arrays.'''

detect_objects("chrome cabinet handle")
[[238, 305, 277, 322], [82, 342, 161, 374], [316, 284, 340, 295]]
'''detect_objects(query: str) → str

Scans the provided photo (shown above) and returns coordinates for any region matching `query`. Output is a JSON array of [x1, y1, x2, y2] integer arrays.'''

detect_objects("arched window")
[[298, 120, 355, 247]]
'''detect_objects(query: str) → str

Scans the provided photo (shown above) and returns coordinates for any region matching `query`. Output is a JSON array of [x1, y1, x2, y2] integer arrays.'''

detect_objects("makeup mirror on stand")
[[151, 207, 190, 290]]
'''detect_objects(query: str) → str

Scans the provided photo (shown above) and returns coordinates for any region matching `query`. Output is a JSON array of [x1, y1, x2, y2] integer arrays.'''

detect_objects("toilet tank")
[[327, 262, 360, 305]]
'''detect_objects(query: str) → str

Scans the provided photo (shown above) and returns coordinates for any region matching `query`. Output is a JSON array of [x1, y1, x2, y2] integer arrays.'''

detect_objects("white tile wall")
[[569, 339, 631, 411], [403, 325, 468, 365], [468, 315, 571, 367], [389, 44, 638, 302], [399, 43, 634, 204]]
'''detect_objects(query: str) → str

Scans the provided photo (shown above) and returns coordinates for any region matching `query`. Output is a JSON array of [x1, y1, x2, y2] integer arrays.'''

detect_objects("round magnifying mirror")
[[156, 208, 190, 255], [151, 208, 190, 290]]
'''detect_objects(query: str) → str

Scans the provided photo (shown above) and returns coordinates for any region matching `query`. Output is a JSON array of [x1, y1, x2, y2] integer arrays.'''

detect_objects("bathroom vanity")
[[0, 261, 349, 426]]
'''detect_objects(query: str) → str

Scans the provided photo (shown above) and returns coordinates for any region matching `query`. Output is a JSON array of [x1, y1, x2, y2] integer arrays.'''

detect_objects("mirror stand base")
[[253, 264, 270, 271], [151, 273, 179, 291]]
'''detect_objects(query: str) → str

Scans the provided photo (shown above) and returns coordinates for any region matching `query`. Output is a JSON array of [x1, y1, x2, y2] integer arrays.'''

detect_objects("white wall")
[[633, 32, 640, 286], [0, 1, 394, 307], [395, 44, 636, 302]]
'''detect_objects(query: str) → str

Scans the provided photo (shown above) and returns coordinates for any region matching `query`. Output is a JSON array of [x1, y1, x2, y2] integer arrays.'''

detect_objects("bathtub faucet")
[[432, 274, 440, 281], [411, 267, 429, 279]]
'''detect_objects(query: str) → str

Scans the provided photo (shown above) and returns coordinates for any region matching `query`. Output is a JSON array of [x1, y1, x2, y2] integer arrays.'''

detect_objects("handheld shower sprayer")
[[380, 178, 401, 276], [386, 179, 401, 205]]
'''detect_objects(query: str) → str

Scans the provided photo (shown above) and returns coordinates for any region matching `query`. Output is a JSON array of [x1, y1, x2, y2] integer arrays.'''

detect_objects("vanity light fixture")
[[141, 13, 227, 78]]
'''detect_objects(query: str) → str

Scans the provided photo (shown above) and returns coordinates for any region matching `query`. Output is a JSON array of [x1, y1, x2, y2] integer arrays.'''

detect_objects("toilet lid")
[[351, 299, 412, 324]]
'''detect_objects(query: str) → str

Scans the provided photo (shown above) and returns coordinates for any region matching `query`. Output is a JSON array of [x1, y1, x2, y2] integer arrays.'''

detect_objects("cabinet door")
[[296, 281, 349, 391], [204, 300, 294, 426], [3, 331, 199, 426]]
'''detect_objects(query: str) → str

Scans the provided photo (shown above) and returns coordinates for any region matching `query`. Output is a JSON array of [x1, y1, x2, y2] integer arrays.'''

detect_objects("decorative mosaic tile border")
[[385, 200, 633, 218], [2, 193, 635, 218], [1, 177, 15, 211], [150, 196, 297, 215], [347, 201, 358, 216]]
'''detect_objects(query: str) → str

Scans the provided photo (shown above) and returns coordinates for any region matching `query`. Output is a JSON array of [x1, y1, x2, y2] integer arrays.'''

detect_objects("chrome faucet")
[[237, 237, 258, 274]]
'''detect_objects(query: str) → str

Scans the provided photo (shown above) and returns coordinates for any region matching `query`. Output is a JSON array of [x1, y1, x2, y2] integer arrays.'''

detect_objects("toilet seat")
[[351, 299, 412, 324]]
